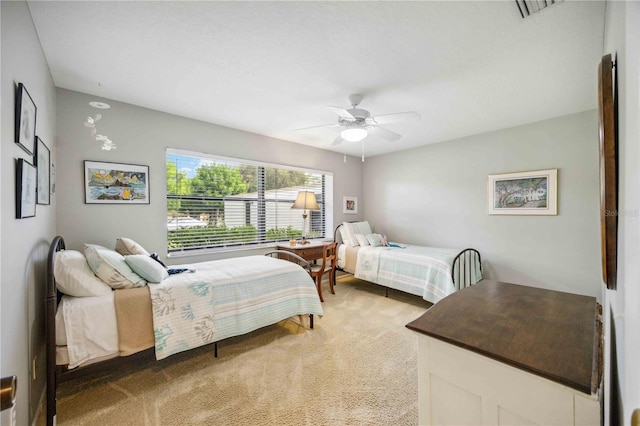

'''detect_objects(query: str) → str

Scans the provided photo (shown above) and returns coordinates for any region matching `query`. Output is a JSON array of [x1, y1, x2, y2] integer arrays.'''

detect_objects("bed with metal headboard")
[[45, 236, 322, 426], [333, 222, 483, 303]]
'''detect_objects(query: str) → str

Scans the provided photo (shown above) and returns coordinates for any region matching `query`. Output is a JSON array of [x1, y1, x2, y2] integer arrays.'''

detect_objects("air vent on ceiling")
[[515, 0, 563, 19]]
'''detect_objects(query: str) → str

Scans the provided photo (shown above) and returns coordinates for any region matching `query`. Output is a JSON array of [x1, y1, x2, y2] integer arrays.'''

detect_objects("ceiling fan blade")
[[368, 111, 421, 125], [368, 126, 402, 142], [331, 135, 344, 146], [291, 123, 340, 132], [327, 106, 356, 121]]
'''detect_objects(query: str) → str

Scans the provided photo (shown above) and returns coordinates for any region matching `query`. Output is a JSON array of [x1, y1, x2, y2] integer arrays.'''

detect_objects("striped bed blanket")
[[149, 255, 323, 360], [355, 245, 481, 304]]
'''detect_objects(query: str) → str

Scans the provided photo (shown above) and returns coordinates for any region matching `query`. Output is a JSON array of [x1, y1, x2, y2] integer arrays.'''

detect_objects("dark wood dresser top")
[[406, 280, 601, 394]]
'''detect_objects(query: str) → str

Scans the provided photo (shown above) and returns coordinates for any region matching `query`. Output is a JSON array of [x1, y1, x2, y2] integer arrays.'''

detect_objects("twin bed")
[[45, 236, 323, 426], [334, 221, 483, 304]]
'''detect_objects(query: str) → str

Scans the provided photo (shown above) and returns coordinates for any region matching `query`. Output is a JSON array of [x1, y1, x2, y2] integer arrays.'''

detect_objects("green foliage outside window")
[[167, 155, 326, 251], [168, 225, 258, 249]]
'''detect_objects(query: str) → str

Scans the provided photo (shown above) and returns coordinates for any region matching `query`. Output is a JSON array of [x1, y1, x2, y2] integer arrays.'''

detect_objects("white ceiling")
[[28, 1, 605, 158]]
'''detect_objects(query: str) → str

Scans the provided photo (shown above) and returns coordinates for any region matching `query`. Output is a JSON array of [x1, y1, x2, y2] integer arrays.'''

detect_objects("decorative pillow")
[[115, 237, 150, 256], [365, 233, 383, 247], [125, 255, 169, 283], [343, 221, 373, 246], [355, 234, 370, 247], [339, 227, 350, 245], [54, 250, 113, 297], [340, 225, 357, 247], [379, 234, 389, 246], [84, 244, 147, 289], [150, 253, 167, 268]]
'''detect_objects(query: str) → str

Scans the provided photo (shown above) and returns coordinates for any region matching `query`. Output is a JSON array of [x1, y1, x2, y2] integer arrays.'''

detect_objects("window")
[[166, 148, 333, 255]]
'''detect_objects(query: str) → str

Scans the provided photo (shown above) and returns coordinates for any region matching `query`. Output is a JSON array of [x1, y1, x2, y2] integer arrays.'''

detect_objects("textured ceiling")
[[28, 1, 605, 158]]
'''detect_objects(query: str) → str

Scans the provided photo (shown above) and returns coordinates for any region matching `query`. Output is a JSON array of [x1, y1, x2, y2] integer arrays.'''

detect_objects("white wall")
[[55, 89, 363, 265], [1, 2, 57, 425], [603, 1, 640, 424], [363, 110, 601, 300]]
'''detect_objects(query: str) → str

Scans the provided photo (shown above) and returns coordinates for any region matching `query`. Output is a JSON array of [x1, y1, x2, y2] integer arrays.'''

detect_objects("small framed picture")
[[15, 83, 37, 156], [343, 196, 358, 214], [36, 137, 50, 205], [84, 160, 150, 204], [16, 158, 37, 218], [487, 169, 557, 215]]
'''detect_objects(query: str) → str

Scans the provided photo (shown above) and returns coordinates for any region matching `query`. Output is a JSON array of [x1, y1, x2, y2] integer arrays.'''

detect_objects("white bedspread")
[[149, 255, 323, 361], [355, 246, 387, 282], [60, 293, 118, 369], [352, 245, 480, 304]]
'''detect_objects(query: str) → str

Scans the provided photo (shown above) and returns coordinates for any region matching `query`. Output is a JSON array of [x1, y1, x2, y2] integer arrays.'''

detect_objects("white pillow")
[[355, 234, 370, 247], [343, 221, 373, 246], [339, 227, 350, 245], [125, 255, 169, 283], [84, 244, 147, 289], [365, 233, 383, 247], [115, 237, 150, 256], [54, 250, 112, 297], [341, 225, 358, 247]]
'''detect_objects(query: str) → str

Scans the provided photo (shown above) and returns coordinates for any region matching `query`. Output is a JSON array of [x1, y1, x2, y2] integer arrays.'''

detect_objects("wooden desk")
[[406, 280, 602, 425], [275, 241, 326, 262]]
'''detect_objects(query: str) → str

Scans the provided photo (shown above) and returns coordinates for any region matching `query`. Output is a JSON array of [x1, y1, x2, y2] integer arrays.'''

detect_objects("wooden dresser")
[[406, 280, 602, 426]]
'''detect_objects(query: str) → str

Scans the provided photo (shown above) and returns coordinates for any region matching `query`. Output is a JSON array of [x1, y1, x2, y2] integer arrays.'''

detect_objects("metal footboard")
[[452, 248, 483, 290]]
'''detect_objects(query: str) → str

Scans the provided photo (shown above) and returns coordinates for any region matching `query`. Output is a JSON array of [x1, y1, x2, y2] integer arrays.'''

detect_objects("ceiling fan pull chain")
[[361, 141, 365, 162]]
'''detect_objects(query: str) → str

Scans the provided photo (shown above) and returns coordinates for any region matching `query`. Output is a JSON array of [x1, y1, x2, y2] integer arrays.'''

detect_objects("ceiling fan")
[[294, 94, 421, 146]]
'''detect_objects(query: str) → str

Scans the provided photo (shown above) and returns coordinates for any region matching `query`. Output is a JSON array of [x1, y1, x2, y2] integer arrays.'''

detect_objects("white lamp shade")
[[292, 191, 320, 210], [341, 128, 368, 142]]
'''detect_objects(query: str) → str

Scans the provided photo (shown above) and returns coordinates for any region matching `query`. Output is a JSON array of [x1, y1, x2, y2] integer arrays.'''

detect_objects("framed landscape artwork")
[[15, 83, 37, 155], [343, 196, 357, 214], [16, 158, 37, 218], [36, 137, 50, 205], [84, 160, 150, 204], [487, 169, 557, 215]]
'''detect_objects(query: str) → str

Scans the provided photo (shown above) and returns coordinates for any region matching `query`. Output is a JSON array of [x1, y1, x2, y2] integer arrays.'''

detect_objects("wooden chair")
[[310, 242, 337, 302]]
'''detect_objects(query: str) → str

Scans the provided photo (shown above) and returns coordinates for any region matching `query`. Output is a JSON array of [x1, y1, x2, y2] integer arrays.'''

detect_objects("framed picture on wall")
[[15, 83, 37, 156], [598, 53, 618, 289], [343, 196, 358, 214], [36, 137, 50, 205], [84, 161, 150, 204], [487, 169, 557, 215], [16, 158, 37, 218]]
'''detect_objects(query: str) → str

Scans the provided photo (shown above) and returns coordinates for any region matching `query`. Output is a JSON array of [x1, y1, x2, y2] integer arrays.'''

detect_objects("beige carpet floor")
[[52, 275, 432, 425]]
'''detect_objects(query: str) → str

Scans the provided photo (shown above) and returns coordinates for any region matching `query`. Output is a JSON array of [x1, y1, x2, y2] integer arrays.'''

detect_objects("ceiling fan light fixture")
[[341, 127, 367, 142]]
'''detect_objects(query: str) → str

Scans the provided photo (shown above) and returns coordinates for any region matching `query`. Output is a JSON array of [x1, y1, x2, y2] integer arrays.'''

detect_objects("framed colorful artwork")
[[84, 160, 150, 204], [343, 196, 357, 214]]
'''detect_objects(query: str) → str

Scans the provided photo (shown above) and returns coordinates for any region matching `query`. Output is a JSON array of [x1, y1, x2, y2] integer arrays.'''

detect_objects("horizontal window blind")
[[166, 149, 333, 254]]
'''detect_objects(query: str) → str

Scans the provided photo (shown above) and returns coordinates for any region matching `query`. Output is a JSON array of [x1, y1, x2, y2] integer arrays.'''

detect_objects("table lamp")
[[291, 191, 319, 244]]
